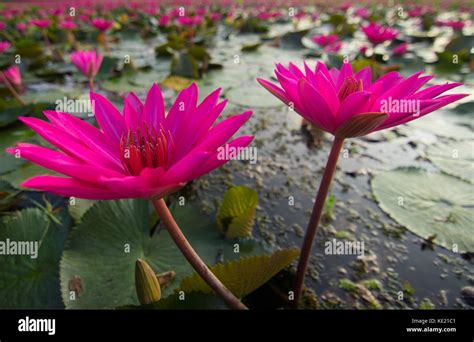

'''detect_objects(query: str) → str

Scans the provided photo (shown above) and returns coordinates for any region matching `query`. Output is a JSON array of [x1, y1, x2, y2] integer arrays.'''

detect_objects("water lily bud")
[[135, 259, 161, 305]]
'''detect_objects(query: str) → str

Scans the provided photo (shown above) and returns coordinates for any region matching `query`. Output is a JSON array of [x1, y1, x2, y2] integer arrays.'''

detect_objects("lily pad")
[[179, 248, 300, 298], [226, 84, 283, 108], [60, 199, 265, 309], [427, 141, 474, 183], [0, 207, 71, 309], [372, 168, 474, 252]]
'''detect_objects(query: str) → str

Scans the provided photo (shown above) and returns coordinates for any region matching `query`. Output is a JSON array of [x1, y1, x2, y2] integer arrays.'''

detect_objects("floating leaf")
[[427, 141, 473, 183], [171, 51, 199, 79], [226, 84, 282, 108], [372, 168, 474, 252], [60, 199, 264, 309], [241, 43, 263, 52], [68, 198, 96, 223], [179, 248, 299, 298], [0, 208, 71, 309], [160, 75, 193, 91], [217, 186, 258, 238]]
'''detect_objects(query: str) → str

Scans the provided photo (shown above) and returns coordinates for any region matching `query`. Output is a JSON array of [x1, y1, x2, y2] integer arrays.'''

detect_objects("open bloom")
[[362, 22, 398, 45], [257, 61, 467, 138], [70, 50, 103, 79], [91, 18, 114, 32], [0, 41, 11, 53], [7, 84, 253, 199], [2, 65, 21, 87]]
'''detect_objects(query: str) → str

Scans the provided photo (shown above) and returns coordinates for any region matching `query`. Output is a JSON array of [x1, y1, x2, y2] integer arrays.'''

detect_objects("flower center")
[[338, 76, 364, 102], [119, 124, 174, 175]]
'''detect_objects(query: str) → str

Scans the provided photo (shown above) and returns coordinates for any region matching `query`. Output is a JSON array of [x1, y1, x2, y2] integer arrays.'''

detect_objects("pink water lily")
[[392, 42, 408, 56], [59, 20, 77, 30], [2, 65, 21, 87], [258, 60, 468, 305], [362, 22, 398, 45], [257, 61, 467, 138], [0, 41, 11, 53], [70, 50, 103, 79], [7, 83, 253, 200], [30, 19, 50, 28], [311, 34, 339, 48], [91, 17, 114, 32]]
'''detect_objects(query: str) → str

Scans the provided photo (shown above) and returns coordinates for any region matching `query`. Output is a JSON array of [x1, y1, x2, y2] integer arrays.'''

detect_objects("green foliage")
[[179, 248, 299, 298], [217, 186, 258, 238]]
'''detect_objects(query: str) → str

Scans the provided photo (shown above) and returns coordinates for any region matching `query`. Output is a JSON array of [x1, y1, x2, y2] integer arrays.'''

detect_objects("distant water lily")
[[258, 61, 468, 304], [392, 42, 408, 56], [70, 50, 103, 91], [362, 22, 398, 46], [7, 84, 252, 310], [0, 65, 24, 105], [91, 18, 114, 51], [0, 41, 11, 53]]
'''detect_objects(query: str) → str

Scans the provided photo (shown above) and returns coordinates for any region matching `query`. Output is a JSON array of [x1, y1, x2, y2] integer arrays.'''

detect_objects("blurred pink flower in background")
[[70, 50, 103, 79], [91, 17, 114, 32], [355, 7, 369, 19], [257, 61, 467, 138], [0, 41, 11, 53], [59, 20, 77, 30], [392, 42, 408, 55], [2, 65, 21, 87], [312, 34, 342, 53], [16, 22, 27, 31], [312, 34, 339, 47], [30, 19, 50, 29], [362, 22, 398, 45], [159, 14, 170, 26], [436, 19, 465, 30], [8, 84, 253, 200]]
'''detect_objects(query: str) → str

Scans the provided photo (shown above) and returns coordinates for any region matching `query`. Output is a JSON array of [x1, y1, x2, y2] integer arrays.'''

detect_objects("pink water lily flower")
[[0, 41, 11, 53], [311, 34, 339, 48], [16, 22, 27, 31], [70, 50, 103, 79], [257, 61, 467, 138], [30, 19, 50, 28], [91, 17, 114, 32], [392, 42, 408, 56], [362, 22, 398, 45], [2, 65, 21, 87], [59, 20, 77, 30], [7, 84, 253, 200]]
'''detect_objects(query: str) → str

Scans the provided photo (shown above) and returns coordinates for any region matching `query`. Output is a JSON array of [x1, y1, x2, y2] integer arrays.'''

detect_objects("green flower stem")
[[293, 136, 345, 305], [152, 198, 248, 310]]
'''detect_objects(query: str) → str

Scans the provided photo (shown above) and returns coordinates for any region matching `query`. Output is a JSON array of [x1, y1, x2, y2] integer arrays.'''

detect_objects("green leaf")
[[241, 43, 263, 52], [179, 248, 299, 298], [171, 51, 200, 79], [217, 186, 258, 238], [68, 198, 97, 223], [372, 168, 474, 252], [0, 208, 71, 309], [427, 141, 473, 183], [226, 83, 283, 108], [60, 199, 265, 309]]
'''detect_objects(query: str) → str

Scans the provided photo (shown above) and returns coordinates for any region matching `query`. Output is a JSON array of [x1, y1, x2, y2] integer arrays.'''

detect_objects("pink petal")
[[90, 92, 126, 143]]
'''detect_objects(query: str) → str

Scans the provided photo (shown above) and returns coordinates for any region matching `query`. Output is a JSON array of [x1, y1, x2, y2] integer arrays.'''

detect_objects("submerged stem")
[[293, 136, 345, 305], [152, 198, 248, 310]]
